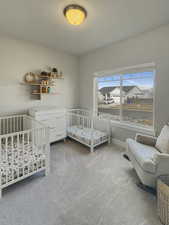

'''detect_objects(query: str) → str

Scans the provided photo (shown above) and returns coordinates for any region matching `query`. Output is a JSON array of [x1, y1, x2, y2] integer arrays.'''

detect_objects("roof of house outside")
[[99, 86, 137, 95]]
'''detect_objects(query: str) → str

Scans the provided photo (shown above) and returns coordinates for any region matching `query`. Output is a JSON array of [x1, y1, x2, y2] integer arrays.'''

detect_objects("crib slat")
[[17, 134, 20, 178], [18, 117, 20, 131], [11, 117, 14, 133], [2, 119, 4, 134], [27, 131, 30, 171], [7, 119, 8, 134], [27, 131, 30, 145], [10, 118, 11, 134], [11, 135, 14, 181], [13, 118, 15, 134], [0, 138, 1, 164], [20, 116, 22, 131], [5, 137, 8, 165], [19, 116, 21, 131], [18, 116, 19, 132], [6, 118, 8, 134], [22, 132, 25, 175], [0, 137, 2, 188], [2, 119, 3, 135], [15, 117, 17, 133], [4, 119, 6, 134]]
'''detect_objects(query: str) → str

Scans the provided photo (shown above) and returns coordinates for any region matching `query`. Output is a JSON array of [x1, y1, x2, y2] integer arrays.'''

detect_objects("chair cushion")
[[156, 125, 169, 154], [127, 139, 158, 173], [136, 134, 157, 146]]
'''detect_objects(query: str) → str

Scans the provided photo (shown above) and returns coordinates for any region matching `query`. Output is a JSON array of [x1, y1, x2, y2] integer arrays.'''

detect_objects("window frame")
[[93, 63, 156, 134]]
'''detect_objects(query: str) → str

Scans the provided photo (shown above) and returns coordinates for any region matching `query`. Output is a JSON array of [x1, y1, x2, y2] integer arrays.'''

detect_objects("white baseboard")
[[112, 138, 126, 149]]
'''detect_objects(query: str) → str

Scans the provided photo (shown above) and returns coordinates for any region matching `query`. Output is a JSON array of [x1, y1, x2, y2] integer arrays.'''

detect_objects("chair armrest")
[[135, 133, 157, 147], [153, 153, 169, 174]]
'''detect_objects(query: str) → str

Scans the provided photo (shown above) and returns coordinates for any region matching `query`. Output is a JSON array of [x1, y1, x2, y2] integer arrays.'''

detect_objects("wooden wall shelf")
[[22, 71, 64, 100], [21, 82, 54, 87], [39, 76, 64, 80], [32, 92, 59, 95]]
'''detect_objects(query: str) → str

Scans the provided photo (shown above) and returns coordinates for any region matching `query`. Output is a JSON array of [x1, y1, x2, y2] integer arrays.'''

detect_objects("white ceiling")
[[0, 0, 169, 55]]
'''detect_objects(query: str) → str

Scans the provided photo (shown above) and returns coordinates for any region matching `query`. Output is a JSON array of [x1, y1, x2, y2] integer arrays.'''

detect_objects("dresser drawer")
[[35, 112, 64, 121], [40, 116, 66, 129], [50, 129, 66, 143], [29, 107, 65, 119]]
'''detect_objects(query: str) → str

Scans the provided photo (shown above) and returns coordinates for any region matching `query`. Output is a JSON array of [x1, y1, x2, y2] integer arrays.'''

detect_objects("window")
[[95, 67, 155, 129]]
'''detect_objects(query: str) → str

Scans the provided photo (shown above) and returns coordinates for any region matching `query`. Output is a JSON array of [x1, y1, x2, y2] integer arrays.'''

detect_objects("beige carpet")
[[0, 140, 161, 225]]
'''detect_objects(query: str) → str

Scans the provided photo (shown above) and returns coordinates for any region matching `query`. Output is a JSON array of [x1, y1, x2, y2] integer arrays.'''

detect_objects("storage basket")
[[157, 176, 169, 225]]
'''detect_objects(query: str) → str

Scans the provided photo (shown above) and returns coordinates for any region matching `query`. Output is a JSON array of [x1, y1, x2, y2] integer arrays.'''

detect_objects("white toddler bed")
[[0, 115, 50, 198], [67, 109, 110, 152]]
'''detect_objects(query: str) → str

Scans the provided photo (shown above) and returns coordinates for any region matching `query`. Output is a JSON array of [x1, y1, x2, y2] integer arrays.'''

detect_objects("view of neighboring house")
[[99, 85, 153, 104], [98, 90, 105, 103]]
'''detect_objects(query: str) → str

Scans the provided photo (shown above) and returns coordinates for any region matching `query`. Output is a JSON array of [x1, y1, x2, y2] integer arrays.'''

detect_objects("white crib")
[[67, 109, 111, 152], [0, 115, 50, 198]]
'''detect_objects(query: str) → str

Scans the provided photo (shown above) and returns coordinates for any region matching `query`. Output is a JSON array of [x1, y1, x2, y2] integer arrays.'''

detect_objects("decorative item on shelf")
[[40, 71, 48, 78], [41, 80, 49, 86], [42, 86, 48, 93], [32, 89, 39, 94], [24, 72, 35, 83], [52, 67, 58, 73], [50, 67, 58, 79], [48, 72, 52, 79]]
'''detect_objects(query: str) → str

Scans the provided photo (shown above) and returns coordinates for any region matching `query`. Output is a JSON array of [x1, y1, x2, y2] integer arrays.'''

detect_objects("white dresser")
[[29, 106, 66, 143]]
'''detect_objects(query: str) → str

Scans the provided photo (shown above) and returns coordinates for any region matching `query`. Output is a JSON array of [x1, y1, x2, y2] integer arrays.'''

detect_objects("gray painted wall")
[[0, 36, 79, 115], [79, 24, 169, 141]]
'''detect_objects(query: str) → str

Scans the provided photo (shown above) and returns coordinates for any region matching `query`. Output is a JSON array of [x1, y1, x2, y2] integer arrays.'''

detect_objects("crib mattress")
[[0, 142, 45, 186], [67, 125, 108, 145]]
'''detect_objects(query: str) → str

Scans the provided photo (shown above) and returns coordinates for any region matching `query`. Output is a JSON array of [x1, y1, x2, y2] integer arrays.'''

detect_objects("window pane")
[[121, 71, 154, 127], [97, 75, 121, 121]]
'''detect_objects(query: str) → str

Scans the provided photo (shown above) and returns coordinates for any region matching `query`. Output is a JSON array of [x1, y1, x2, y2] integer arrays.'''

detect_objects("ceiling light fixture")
[[63, 4, 87, 26]]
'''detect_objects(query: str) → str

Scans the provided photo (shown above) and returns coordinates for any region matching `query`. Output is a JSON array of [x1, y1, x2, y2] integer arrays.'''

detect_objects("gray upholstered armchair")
[[126, 133, 169, 188]]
